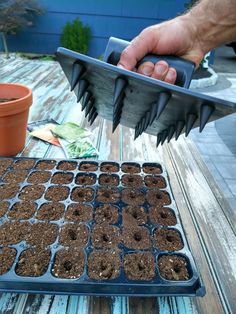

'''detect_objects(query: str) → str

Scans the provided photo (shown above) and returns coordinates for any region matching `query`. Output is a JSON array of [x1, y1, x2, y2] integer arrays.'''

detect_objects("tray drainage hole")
[[77, 191, 84, 198], [138, 262, 145, 271], [152, 179, 158, 184], [64, 260, 72, 271], [68, 229, 77, 240], [129, 178, 134, 183], [173, 265, 181, 273], [81, 178, 86, 184], [104, 178, 110, 183], [102, 191, 110, 199], [73, 209, 80, 216], [160, 212, 168, 219], [156, 193, 162, 200], [102, 234, 109, 242], [132, 210, 138, 219], [166, 235, 174, 242], [134, 232, 142, 242], [130, 191, 136, 198]]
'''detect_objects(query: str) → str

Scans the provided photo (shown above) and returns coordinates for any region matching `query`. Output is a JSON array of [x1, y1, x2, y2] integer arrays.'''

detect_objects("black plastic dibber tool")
[[56, 37, 236, 145]]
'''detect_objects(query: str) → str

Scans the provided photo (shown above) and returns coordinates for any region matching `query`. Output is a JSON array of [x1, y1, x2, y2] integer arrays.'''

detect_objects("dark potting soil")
[[123, 226, 151, 250], [8, 201, 37, 220], [59, 223, 88, 247], [0, 184, 19, 200], [92, 224, 120, 249], [16, 248, 50, 277], [121, 163, 141, 174], [143, 164, 162, 174], [79, 162, 98, 172], [26, 222, 58, 246], [146, 190, 171, 206], [65, 203, 93, 223], [19, 185, 45, 201], [122, 205, 147, 226], [45, 186, 69, 202], [99, 174, 119, 186], [149, 207, 177, 226], [94, 204, 119, 224], [0, 201, 9, 217], [0, 159, 13, 170], [0, 98, 18, 103], [13, 159, 35, 170], [52, 249, 85, 279], [144, 175, 166, 189], [0, 247, 17, 275], [0, 221, 30, 245], [75, 173, 96, 185], [158, 255, 190, 280], [27, 171, 51, 184], [88, 250, 120, 280], [71, 187, 94, 202], [57, 161, 77, 171], [3, 170, 28, 184], [121, 174, 143, 188], [121, 189, 145, 205], [35, 160, 56, 170], [124, 252, 155, 281], [96, 188, 120, 203], [100, 162, 119, 173], [36, 202, 65, 221], [154, 229, 183, 251], [51, 172, 73, 185]]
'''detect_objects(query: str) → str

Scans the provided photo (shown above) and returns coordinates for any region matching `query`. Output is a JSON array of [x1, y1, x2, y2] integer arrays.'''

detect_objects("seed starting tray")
[[0, 157, 205, 296]]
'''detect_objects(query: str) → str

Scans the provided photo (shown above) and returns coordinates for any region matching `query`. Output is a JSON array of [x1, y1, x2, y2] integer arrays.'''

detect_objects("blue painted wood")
[[3, 0, 190, 56]]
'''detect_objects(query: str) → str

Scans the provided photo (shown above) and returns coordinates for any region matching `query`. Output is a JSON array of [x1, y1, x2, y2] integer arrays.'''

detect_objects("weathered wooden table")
[[0, 57, 235, 314]]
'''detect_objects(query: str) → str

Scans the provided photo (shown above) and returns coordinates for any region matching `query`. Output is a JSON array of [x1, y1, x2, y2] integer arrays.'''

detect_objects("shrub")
[[60, 18, 91, 54]]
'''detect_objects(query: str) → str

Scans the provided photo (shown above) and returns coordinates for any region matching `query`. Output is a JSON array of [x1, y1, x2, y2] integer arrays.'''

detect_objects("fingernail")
[[142, 66, 153, 76], [155, 64, 168, 75], [117, 64, 125, 69], [166, 69, 176, 82]]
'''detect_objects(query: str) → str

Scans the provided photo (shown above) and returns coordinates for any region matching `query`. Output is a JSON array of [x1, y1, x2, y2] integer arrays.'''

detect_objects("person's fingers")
[[164, 67, 177, 84], [151, 61, 169, 80], [137, 61, 154, 76]]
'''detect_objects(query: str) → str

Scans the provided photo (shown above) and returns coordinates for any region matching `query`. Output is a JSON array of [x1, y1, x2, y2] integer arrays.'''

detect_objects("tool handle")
[[104, 37, 195, 89]]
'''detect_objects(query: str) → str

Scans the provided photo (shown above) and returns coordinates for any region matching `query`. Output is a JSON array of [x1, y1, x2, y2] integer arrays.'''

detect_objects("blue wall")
[[3, 0, 189, 57]]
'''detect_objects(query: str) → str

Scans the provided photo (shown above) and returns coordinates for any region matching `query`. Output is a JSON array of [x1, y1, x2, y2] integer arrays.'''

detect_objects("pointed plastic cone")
[[114, 98, 123, 116], [88, 107, 96, 122], [161, 130, 168, 145], [200, 104, 214, 132], [77, 80, 88, 102], [113, 77, 127, 106], [167, 125, 175, 142], [175, 120, 185, 140], [144, 111, 151, 131], [85, 98, 94, 117], [185, 114, 197, 136], [139, 117, 146, 135], [71, 62, 84, 91], [90, 112, 98, 126], [156, 133, 162, 147], [112, 119, 120, 133], [81, 91, 91, 111], [149, 92, 171, 125]]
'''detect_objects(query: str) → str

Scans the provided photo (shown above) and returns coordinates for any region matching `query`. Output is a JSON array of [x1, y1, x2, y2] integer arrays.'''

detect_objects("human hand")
[[118, 15, 207, 84]]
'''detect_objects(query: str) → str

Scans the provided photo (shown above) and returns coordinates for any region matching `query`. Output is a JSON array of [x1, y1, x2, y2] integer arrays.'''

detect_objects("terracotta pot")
[[0, 83, 32, 156]]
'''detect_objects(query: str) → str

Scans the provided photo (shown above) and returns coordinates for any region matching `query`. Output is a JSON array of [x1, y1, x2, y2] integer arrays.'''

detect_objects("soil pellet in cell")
[[121, 174, 143, 188], [123, 205, 147, 226], [3, 170, 28, 184], [123, 226, 151, 250], [144, 175, 166, 189], [36, 202, 65, 221], [96, 188, 120, 203], [143, 163, 162, 174], [95, 204, 119, 224], [79, 162, 98, 172], [0, 221, 30, 245], [51, 172, 73, 185], [8, 201, 36, 220], [52, 249, 85, 279], [0, 247, 17, 275], [121, 189, 145, 205], [121, 163, 141, 174], [92, 224, 120, 249], [99, 174, 119, 186], [0, 159, 13, 171], [36, 160, 56, 170], [16, 248, 50, 277], [26, 222, 58, 246], [124, 252, 155, 281], [71, 187, 94, 202], [27, 171, 51, 184], [75, 173, 96, 185], [100, 162, 119, 173], [57, 161, 77, 171], [0, 184, 19, 200], [65, 203, 92, 222], [59, 224, 88, 247], [158, 255, 190, 281], [0, 201, 9, 217], [149, 207, 177, 226], [13, 159, 35, 170], [154, 229, 183, 251], [45, 186, 69, 202], [88, 250, 121, 280], [146, 190, 171, 206], [19, 185, 45, 201]]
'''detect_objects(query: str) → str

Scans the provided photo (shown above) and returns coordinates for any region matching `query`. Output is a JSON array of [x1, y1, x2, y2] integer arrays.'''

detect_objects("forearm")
[[184, 0, 236, 54]]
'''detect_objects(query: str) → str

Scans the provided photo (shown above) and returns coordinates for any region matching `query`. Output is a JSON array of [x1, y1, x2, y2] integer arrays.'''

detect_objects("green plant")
[[60, 18, 91, 54]]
